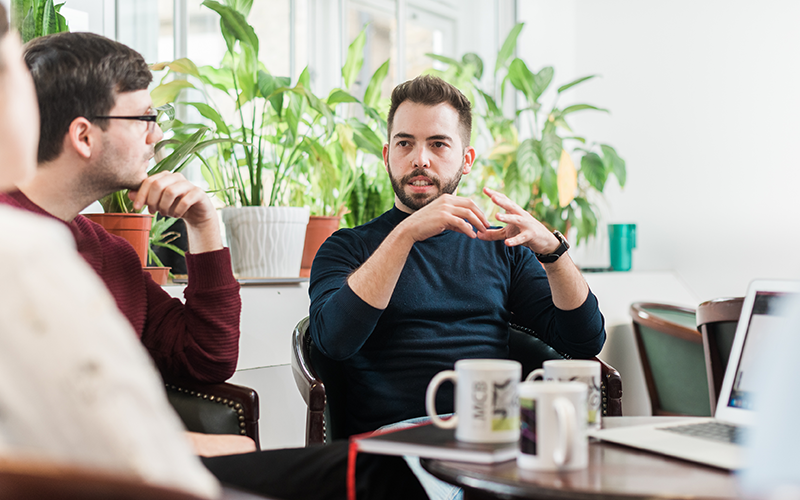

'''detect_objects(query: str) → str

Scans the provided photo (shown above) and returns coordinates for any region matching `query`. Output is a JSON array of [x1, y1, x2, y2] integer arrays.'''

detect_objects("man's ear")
[[382, 143, 390, 173], [66, 117, 95, 159], [462, 146, 476, 175]]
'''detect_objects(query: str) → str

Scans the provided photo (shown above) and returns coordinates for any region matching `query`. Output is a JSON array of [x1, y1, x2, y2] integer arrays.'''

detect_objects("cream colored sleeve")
[[0, 208, 220, 499]]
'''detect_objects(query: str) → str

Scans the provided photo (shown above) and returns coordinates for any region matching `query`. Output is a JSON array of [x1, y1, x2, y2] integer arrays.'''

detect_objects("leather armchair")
[[165, 381, 260, 448]]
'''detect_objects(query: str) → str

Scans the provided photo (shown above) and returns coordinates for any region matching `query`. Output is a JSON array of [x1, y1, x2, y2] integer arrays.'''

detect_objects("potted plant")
[[428, 23, 626, 244], [296, 27, 393, 276], [11, 0, 69, 42], [151, 1, 344, 278]]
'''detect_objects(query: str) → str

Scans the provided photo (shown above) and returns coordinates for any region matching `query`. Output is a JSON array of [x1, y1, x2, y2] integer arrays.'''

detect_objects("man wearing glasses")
[[0, 32, 241, 393]]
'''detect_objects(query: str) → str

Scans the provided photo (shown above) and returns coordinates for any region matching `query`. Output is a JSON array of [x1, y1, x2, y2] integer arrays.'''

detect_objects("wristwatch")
[[534, 231, 570, 263]]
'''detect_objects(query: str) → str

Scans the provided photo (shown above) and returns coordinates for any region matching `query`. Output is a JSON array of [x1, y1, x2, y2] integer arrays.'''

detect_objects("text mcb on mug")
[[426, 359, 522, 443]]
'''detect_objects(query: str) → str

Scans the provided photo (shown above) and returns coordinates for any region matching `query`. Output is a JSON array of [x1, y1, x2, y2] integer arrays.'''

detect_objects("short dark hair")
[[23, 32, 152, 163], [387, 75, 472, 148]]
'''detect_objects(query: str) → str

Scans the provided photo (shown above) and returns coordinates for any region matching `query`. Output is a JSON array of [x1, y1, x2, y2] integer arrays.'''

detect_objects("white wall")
[[517, 1, 800, 303]]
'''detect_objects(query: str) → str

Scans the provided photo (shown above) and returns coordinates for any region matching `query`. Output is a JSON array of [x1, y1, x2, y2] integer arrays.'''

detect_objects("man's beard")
[[387, 161, 463, 211]]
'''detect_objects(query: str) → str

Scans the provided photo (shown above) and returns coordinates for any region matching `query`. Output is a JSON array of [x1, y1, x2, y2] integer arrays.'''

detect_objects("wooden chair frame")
[[696, 297, 744, 414], [630, 302, 703, 416]]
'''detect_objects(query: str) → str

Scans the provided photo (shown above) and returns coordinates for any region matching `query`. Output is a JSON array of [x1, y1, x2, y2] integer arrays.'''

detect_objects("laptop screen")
[[725, 290, 796, 412]]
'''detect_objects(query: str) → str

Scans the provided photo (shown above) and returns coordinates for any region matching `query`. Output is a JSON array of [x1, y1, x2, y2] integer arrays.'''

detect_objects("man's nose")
[[413, 147, 430, 168], [148, 123, 164, 144]]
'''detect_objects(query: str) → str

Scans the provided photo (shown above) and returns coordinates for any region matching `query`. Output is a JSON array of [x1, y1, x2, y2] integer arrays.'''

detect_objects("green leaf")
[[165, 58, 201, 78], [600, 144, 626, 187], [185, 102, 230, 135], [532, 66, 554, 101], [507, 58, 536, 104], [363, 59, 389, 108], [150, 80, 195, 107], [503, 161, 531, 208], [541, 131, 562, 166], [149, 127, 210, 175], [580, 152, 607, 191], [21, 6, 36, 43], [495, 23, 524, 76], [342, 28, 367, 89], [539, 165, 559, 207], [257, 70, 290, 117], [352, 121, 384, 157], [155, 104, 175, 121], [427, 53, 461, 67], [202, 0, 259, 55], [557, 75, 597, 94], [574, 197, 598, 244], [462, 53, 484, 80], [328, 89, 359, 106], [561, 103, 608, 116], [223, 0, 253, 16], [41, 0, 57, 35], [516, 138, 542, 184]]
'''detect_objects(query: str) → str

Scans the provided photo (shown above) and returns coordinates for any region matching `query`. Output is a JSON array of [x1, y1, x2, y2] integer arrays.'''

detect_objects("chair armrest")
[[290, 317, 327, 445], [165, 381, 260, 448], [594, 357, 623, 416]]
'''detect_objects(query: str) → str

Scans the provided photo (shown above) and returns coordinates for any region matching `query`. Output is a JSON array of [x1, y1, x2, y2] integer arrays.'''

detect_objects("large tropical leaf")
[[202, 0, 259, 55], [363, 59, 390, 109], [495, 22, 524, 75], [342, 28, 367, 90], [151, 80, 195, 108], [600, 144, 626, 187], [580, 152, 607, 191]]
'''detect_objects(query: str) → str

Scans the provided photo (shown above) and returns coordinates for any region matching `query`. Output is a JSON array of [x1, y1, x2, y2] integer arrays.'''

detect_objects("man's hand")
[[399, 193, 491, 243], [186, 431, 257, 457], [348, 195, 490, 310], [479, 187, 588, 310], [128, 172, 223, 253], [478, 187, 561, 254]]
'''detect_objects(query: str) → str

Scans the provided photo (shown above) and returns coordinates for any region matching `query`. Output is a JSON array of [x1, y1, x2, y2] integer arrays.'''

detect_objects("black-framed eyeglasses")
[[92, 109, 159, 133], [93, 114, 157, 123]]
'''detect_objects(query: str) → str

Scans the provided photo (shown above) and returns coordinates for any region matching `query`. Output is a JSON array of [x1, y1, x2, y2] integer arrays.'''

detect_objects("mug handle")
[[553, 397, 576, 466], [426, 370, 458, 429], [525, 368, 545, 382]]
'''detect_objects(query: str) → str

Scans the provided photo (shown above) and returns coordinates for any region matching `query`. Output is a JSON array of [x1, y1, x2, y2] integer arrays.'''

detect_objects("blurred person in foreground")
[[0, 24, 426, 500], [0, 8, 220, 497]]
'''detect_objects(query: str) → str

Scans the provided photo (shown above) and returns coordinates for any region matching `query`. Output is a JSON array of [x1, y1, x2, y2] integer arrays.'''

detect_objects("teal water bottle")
[[608, 224, 636, 271]]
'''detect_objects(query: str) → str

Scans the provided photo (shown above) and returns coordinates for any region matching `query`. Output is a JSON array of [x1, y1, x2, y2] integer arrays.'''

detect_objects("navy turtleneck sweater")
[[309, 206, 606, 436]]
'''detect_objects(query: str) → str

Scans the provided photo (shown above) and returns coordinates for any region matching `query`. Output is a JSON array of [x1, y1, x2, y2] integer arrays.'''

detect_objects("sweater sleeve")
[[142, 249, 241, 383], [508, 248, 606, 358], [308, 230, 384, 360]]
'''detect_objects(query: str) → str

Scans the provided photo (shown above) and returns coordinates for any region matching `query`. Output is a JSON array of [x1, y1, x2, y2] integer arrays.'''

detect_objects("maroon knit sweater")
[[1, 190, 241, 384]]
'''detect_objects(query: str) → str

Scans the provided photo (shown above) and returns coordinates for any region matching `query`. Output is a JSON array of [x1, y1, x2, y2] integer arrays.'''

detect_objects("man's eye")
[[433, 141, 446, 148], [397, 140, 409, 147]]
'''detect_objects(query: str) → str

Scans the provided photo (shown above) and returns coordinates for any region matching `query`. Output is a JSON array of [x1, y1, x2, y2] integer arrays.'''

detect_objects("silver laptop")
[[588, 279, 799, 470]]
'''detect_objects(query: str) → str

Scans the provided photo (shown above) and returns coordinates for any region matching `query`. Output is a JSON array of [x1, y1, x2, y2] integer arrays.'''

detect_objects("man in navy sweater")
[[310, 75, 606, 436]]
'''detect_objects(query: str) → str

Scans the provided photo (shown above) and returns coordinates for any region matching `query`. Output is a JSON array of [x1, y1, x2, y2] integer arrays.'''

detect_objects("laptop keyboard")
[[659, 421, 746, 444]]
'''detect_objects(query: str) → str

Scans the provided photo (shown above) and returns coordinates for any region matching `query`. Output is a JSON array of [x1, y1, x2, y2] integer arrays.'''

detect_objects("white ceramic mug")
[[517, 381, 588, 471], [426, 359, 522, 443], [526, 359, 602, 430]]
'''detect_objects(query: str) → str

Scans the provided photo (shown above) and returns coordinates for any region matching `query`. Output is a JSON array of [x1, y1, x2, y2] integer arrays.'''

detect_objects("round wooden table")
[[421, 418, 744, 500]]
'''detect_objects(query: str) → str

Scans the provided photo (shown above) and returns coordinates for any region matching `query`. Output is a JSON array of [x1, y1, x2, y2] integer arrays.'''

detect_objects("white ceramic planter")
[[221, 206, 310, 278]]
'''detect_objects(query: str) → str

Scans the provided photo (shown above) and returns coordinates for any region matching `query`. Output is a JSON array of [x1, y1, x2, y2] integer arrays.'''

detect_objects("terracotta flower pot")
[[143, 266, 171, 285], [85, 213, 153, 267], [300, 216, 341, 278]]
